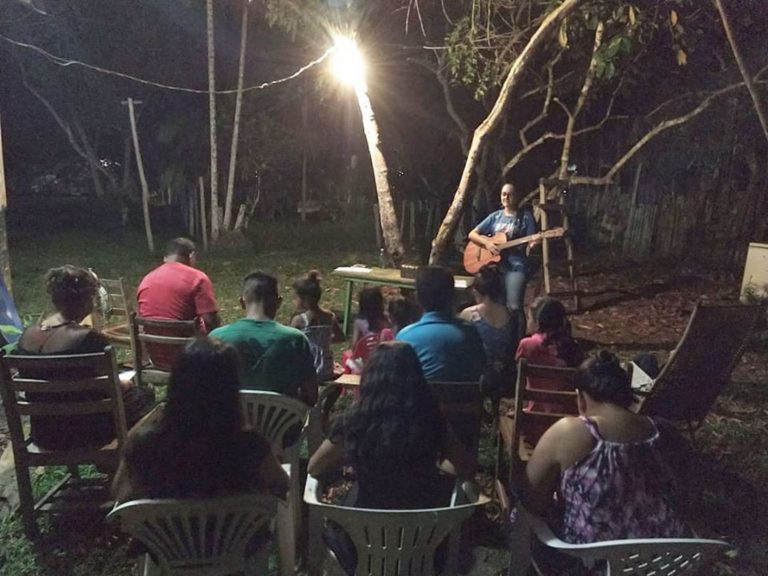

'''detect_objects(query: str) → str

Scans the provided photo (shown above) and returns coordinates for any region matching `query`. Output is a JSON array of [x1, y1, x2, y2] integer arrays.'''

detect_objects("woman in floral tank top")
[[522, 351, 688, 545]]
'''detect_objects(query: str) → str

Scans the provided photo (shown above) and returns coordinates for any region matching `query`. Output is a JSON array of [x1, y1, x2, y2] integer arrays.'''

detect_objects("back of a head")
[[473, 265, 504, 302], [388, 297, 421, 331], [535, 297, 567, 333], [165, 338, 243, 436], [343, 342, 443, 465], [575, 350, 633, 409], [416, 266, 454, 312], [165, 238, 196, 261], [46, 265, 98, 314], [242, 271, 278, 306], [357, 286, 385, 324], [292, 270, 322, 305]]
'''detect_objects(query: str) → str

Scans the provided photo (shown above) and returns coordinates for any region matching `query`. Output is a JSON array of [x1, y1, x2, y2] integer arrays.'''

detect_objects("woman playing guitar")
[[467, 183, 538, 338]]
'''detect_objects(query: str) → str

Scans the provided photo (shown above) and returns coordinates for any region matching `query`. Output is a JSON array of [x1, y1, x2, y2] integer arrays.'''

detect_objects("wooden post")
[[123, 98, 154, 254], [0, 115, 11, 293], [198, 177, 209, 251], [206, 0, 220, 240], [539, 180, 550, 294]]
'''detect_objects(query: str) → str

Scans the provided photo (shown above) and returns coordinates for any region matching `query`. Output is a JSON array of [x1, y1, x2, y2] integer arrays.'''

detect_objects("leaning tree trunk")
[[206, 0, 220, 240], [429, 0, 586, 264], [715, 0, 768, 145], [223, 0, 249, 232], [126, 98, 155, 254], [355, 84, 404, 265]]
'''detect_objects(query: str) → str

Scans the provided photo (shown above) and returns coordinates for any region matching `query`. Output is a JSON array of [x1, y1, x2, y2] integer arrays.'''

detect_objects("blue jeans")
[[503, 267, 527, 312]]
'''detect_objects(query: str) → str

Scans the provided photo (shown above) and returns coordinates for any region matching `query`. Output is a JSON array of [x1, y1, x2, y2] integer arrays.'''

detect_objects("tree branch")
[[715, 0, 768, 144], [557, 21, 604, 179]]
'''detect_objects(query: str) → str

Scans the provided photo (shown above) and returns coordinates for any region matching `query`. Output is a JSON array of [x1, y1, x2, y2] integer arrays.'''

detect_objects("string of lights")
[[0, 33, 333, 95]]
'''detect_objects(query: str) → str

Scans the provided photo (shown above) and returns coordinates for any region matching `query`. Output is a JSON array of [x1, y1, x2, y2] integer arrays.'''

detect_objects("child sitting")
[[290, 270, 344, 381], [350, 286, 391, 344]]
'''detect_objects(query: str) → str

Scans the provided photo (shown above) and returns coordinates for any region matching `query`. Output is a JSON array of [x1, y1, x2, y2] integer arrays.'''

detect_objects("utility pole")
[[122, 98, 155, 254], [0, 115, 12, 293]]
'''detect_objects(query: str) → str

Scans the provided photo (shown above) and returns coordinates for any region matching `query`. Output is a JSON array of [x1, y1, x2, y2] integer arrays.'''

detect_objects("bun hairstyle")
[[473, 264, 505, 302], [45, 265, 98, 309], [574, 350, 634, 409], [292, 270, 323, 305]]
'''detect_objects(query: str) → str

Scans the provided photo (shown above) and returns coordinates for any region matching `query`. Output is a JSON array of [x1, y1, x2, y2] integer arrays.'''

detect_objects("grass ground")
[[1, 214, 766, 575]]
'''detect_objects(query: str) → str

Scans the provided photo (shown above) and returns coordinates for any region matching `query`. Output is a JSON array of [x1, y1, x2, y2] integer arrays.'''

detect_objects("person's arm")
[[520, 421, 564, 515], [111, 458, 139, 503], [300, 377, 319, 406], [351, 319, 363, 345], [330, 314, 345, 343], [290, 314, 304, 329], [259, 451, 290, 499], [458, 306, 473, 322], [308, 438, 345, 478], [194, 275, 221, 333], [468, 228, 500, 256], [200, 311, 222, 333], [439, 424, 475, 477]]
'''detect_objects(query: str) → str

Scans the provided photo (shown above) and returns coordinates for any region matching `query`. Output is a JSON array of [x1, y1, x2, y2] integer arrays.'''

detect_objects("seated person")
[[350, 286, 391, 345], [290, 270, 344, 381], [383, 295, 421, 338], [137, 238, 221, 369], [308, 341, 472, 575], [459, 264, 517, 400], [516, 297, 584, 440], [397, 266, 486, 382], [210, 271, 318, 405], [16, 266, 155, 451], [112, 337, 288, 501], [522, 351, 688, 546]]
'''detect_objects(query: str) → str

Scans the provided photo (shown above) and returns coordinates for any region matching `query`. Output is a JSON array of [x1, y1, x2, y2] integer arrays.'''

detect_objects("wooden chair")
[[97, 277, 133, 348], [637, 302, 762, 432], [523, 508, 731, 576], [429, 380, 483, 467], [130, 312, 197, 387], [506, 360, 578, 481], [108, 493, 277, 576], [240, 390, 309, 576], [0, 347, 127, 536], [304, 475, 485, 576]]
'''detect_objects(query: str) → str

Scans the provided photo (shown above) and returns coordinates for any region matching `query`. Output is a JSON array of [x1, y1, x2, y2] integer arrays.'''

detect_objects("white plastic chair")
[[524, 510, 731, 576], [107, 493, 277, 576], [304, 474, 485, 576], [240, 390, 309, 576]]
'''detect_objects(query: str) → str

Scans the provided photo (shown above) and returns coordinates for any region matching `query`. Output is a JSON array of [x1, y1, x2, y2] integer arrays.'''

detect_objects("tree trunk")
[[715, 0, 768, 144], [300, 85, 309, 222], [355, 85, 404, 265], [429, 0, 585, 264], [223, 0, 248, 231], [206, 0, 220, 240], [126, 98, 155, 254], [0, 116, 12, 293]]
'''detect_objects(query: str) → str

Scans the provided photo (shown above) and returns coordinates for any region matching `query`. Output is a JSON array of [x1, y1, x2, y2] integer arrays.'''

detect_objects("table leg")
[[342, 280, 353, 336]]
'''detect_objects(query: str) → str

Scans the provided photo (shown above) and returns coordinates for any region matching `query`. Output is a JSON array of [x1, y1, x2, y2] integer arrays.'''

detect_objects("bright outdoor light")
[[330, 36, 366, 91]]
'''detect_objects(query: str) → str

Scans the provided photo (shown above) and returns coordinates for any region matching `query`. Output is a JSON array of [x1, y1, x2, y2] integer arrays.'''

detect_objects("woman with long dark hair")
[[309, 341, 471, 508], [112, 338, 287, 501], [309, 341, 471, 574]]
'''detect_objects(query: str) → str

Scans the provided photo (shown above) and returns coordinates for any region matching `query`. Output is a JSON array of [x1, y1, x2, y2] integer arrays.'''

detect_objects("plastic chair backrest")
[[108, 493, 277, 576], [524, 509, 731, 576], [639, 302, 762, 429], [304, 476, 478, 576], [351, 332, 382, 363], [239, 390, 309, 459]]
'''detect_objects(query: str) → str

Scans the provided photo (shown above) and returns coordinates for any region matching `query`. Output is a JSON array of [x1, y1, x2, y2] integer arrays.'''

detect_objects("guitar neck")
[[497, 232, 542, 251]]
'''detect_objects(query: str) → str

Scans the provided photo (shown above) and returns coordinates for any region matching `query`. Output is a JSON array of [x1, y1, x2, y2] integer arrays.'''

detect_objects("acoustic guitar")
[[463, 228, 566, 274]]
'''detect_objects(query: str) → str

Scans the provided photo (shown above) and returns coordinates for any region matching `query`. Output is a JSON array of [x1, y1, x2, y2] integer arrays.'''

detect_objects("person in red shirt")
[[137, 238, 221, 368]]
